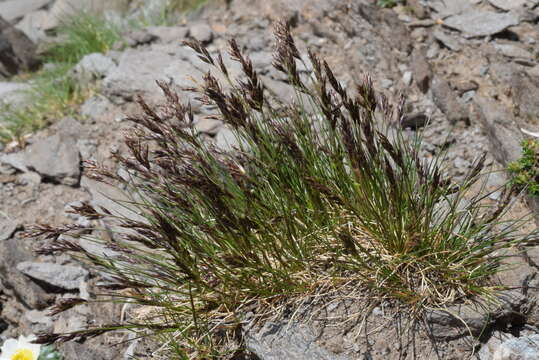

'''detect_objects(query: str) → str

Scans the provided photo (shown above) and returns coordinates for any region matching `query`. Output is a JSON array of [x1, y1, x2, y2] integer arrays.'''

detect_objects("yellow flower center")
[[11, 349, 34, 360]]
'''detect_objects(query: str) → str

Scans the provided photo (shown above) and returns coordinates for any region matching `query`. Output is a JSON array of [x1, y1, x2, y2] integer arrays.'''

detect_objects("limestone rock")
[[17, 261, 89, 291], [443, 11, 519, 38]]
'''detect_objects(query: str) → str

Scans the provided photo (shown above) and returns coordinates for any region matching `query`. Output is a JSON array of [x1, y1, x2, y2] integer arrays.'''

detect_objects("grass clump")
[[508, 139, 539, 197], [45, 12, 121, 64], [29, 22, 538, 358]]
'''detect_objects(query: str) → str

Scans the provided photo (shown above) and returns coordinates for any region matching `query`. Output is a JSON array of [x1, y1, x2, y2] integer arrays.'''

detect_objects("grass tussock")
[[29, 21, 538, 358], [0, 12, 120, 144]]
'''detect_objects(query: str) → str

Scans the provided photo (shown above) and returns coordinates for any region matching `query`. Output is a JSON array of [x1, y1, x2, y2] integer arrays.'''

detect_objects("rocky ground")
[[0, 0, 539, 359]]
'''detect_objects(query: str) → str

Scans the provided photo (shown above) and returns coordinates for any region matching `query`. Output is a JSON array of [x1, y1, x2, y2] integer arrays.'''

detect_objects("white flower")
[[0, 335, 41, 360]]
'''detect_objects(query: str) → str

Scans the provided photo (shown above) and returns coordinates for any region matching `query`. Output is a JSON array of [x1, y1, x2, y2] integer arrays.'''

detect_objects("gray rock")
[[80, 95, 112, 121], [125, 29, 158, 47], [0, 152, 28, 172], [22, 309, 53, 334], [73, 53, 117, 83], [494, 43, 534, 60], [76, 138, 98, 161], [433, 29, 461, 51], [431, 76, 469, 124], [0, 215, 17, 240], [478, 332, 515, 360], [0, 15, 40, 76], [488, 0, 528, 11], [215, 127, 241, 151], [0, 82, 31, 108], [189, 22, 213, 44], [24, 133, 81, 186], [511, 72, 539, 122], [102, 46, 203, 103], [14, 10, 49, 43], [17, 171, 41, 187], [443, 11, 519, 38], [194, 118, 222, 135], [528, 65, 539, 79], [146, 26, 189, 43], [482, 334, 539, 360], [402, 71, 413, 86], [474, 96, 523, 165], [411, 47, 431, 93], [0, 0, 50, 22], [244, 320, 350, 360], [0, 237, 55, 309], [428, 0, 472, 18], [17, 261, 89, 290]]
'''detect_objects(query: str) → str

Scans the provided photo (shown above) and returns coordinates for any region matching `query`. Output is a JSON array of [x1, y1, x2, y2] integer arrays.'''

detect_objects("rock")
[[14, 10, 49, 43], [511, 72, 539, 122], [0, 15, 40, 77], [428, 0, 472, 18], [481, 334, 539, 360], [402, 71, 413, 86], [0, 238, 55, 309], [244, 320, 350, 360], [146, 26, 189, 43], [453, 80, 479, 95], [17, 171, 41, 187], [431, 76, 469, 124], [406, 0, 429, 19], [194, 118, 222, 135], [189, 22, 213, 44], [529, 65, 539, 80], [73, 53, 117, 84], [24, 133, 81, 186], [494, 43, 534, 60], [21, 309, 53, 334], [102, 45, 203, 103], [76, 138, 98, 161], [488, 0, 528, 11], [433, 29, 461, 51], [0, 152, 28, 172], [0, 82, 31, 108], [0, 0, 50, 22], [410, 47, 431, 93], [124, 29, 158, 47], [16, 262, 89, 291], [0, 215, 17, 241], [401, 112, 428, 130], [443, 11, 519, 38], [474, 96, 523, 165], [478, 332, 515, 360], [215, 127, 241, 151], [80, 95, 112, 121]]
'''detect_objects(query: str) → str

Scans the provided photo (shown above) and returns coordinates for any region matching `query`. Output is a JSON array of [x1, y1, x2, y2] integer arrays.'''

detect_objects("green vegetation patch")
[[508, 139, 539, 197]]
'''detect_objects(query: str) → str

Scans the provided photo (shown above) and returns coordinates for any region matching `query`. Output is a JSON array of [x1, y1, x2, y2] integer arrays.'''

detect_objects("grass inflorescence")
[[29, 21, 538, 358]]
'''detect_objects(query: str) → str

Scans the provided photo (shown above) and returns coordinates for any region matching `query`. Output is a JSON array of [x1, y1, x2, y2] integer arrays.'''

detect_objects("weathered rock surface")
[[24, 132, 81, 186], [0, 82, 31, 108], [0, 0, 50, 22], [0, 15, 40, 77], [431, 76, 469, 124], [102, 45, 204, 103], [0, 215, 17, 241], [443, 11, 519, 37], [16, 262, 89, 291], [72, 53, 117, 84]]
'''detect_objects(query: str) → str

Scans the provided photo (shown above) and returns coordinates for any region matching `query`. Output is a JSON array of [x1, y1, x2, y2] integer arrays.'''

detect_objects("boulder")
[[16, 262, 89, 291], [0, 0, 50, 22], [0, 15, 40, 77], [24, 132, 81, 186]]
